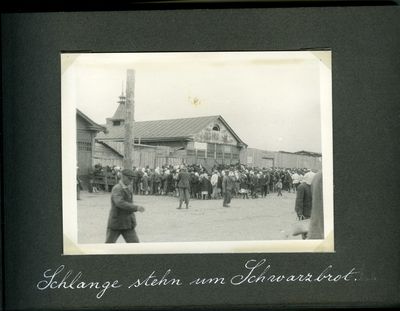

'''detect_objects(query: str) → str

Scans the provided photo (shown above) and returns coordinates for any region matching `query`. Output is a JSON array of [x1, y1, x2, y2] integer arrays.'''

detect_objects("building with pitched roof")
[[95, 93, 247, 169], [76, 109, 106, 176], [87, 94, 321, 171]]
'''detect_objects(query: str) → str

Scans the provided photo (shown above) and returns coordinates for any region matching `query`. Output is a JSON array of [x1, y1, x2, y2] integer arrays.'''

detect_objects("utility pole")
[[124, 69, 135, 169]]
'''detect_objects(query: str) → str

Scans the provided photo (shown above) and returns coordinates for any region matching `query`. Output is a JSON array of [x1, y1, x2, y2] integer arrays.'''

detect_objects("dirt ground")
[[77, 191, 302, 243]]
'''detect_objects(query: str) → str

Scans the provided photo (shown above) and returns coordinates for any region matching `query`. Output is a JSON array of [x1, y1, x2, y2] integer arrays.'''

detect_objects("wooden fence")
[[93, 149, 184, 169], [93, 143, 322, 172]]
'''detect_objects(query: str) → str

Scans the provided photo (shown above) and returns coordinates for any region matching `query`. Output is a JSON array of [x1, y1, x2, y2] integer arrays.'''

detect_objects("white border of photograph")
[[61, 51, 334, 255]]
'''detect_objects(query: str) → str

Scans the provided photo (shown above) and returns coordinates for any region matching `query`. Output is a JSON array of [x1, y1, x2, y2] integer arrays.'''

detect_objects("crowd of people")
[[81, 163, 323, 243], [88, 163, 316, 200]]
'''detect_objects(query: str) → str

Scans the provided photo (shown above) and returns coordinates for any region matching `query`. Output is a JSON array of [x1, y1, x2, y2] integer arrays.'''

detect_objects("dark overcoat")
[[308, 171, 324, 239], [177, 171, 191, 189], [107, 182, 140, 230], [222, 175, 235, 193], [295, 182, 312, 218]]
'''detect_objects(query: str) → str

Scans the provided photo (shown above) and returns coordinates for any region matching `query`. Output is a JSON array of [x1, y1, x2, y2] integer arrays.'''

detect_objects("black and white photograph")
[[4, 4, 400, 310], [62, 51, 333, 254]]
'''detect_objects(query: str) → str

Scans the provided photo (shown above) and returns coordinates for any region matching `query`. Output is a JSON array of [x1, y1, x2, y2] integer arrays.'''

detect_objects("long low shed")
[[240, 148, 322, 170]]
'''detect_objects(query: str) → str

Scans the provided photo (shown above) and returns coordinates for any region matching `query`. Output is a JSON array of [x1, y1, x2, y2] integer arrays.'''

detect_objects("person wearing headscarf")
[[211, 170, 219, 199], [200, 173, 210, 200], [303, 170, 316, 186], [291, 170, 300, 192]]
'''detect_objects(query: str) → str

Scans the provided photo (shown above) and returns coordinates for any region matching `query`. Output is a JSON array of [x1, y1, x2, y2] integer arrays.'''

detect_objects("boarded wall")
[[240, 148, 276, 168], [93, 143, 123, 168], [93, 144, 322, 171], [240, 148, 322, 170], [275, 152, 322, 170], [93, 142, 185, 170], [77, 115, 96, 176]]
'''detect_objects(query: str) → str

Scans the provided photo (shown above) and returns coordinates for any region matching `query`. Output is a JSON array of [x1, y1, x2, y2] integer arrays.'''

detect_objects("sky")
[[63, 52, 329, 153]]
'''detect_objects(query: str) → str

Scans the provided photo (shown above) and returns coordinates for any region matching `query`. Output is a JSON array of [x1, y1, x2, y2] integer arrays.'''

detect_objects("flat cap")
[[121, 169, 135, 178]]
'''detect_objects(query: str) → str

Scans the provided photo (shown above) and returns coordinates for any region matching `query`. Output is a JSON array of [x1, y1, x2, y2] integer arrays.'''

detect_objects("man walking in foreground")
[[106, 169, 145, 243]]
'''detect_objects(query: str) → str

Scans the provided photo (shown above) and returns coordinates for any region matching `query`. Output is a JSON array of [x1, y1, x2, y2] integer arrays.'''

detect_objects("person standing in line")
[[234, 169, 240, 198], [160, 169, 166, 195], [259, 172, 267, 198], [276, 178, 283, 196], [264, 170, 271, 195], [270, 172, 276, 193], [211, 170, 219, 199], [153, 168, 161, 195], [284, 171, 293, 193], [131, 166, 138, 194], [216, 171, 223, 199], [105, 169, 145, 243], [199, 172, 209, 200], [77, 166, 82, 200], [292, 170, 300, 192], [308, 171, 324, 239], [239, 172, 249, 199], [207, 173, 213, 199], [88, 166, 95, 193], [294, 172, 314, 239], [166, 170, 174, 195], [189, 170, 196, 199], [177, 166, 191, 209], [148, 169, 154, 195], [141, 172, 149, 195], [303, 169, 316, 186], [163, 168, 170, 195], [249, 171, 256, 198], [222, 170, 235, 207]]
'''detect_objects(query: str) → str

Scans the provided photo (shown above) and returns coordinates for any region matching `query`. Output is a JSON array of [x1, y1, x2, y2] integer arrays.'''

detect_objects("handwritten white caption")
[[37, 259, 360, 299]]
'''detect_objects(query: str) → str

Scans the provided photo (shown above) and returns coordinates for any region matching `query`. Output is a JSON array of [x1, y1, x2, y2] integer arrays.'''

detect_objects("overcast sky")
[[64, 52, 328, 152]]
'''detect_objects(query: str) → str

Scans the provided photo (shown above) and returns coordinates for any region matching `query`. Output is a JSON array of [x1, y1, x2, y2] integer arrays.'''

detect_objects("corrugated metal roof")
[[97, 115, 220, 141]]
